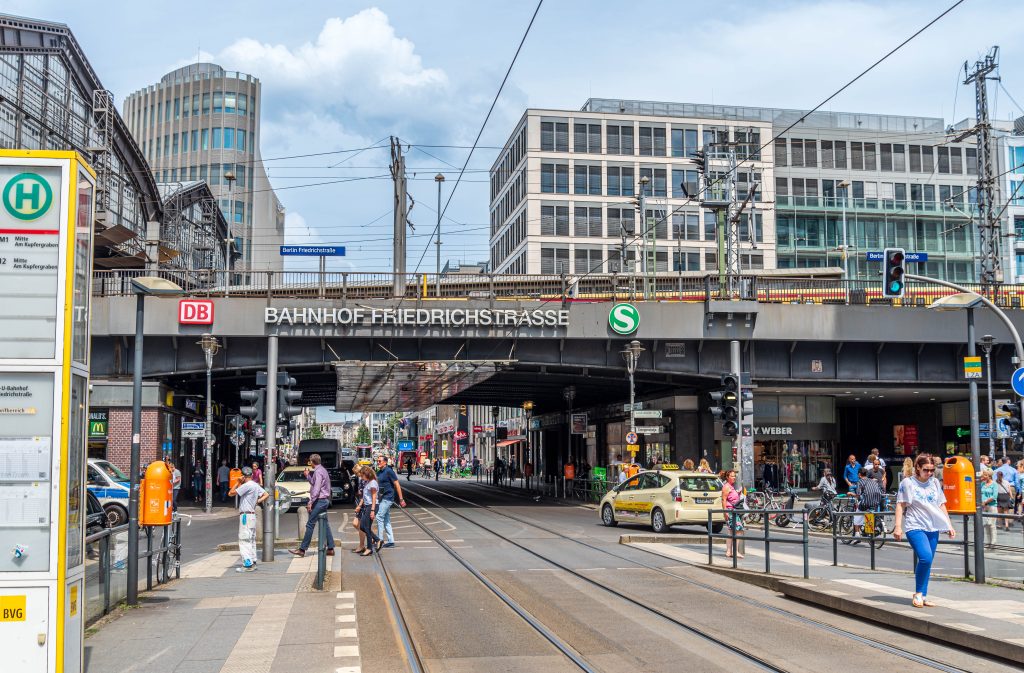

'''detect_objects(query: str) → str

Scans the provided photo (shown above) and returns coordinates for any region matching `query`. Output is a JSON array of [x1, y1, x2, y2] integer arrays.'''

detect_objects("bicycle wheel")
[[807, 506, 831, 532], [837, 513, 855, 544]]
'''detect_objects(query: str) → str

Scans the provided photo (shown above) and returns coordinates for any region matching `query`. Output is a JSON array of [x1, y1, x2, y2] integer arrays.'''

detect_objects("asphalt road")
[[331, 477, 1020, 673]]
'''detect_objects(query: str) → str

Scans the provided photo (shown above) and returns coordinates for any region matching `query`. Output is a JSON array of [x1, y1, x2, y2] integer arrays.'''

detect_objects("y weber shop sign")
[[265, 306, 570, 327]]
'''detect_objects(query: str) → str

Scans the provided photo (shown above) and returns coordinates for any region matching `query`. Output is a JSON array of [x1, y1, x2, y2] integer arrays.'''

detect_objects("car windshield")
[[679, 476, 723, 492], [95, 461, 129, 482], [278, 470, 308, 482]]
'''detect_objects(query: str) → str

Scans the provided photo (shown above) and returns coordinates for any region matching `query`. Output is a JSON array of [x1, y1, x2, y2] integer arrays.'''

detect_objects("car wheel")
[[601, 504, 618, 527], [710, 522, 724, 534], [104, 504, 128, 527], [651, 508, 668, 534]]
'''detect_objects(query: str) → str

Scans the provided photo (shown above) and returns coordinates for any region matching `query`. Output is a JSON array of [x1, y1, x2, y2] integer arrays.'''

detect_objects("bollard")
[[707, 510, 713, 565], [802, 517, 810, 579], [297, 504, 309, 540]]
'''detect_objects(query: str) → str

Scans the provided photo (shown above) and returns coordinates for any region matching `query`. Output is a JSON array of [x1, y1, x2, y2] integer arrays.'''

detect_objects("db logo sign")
[[179, 299, 214, 325]]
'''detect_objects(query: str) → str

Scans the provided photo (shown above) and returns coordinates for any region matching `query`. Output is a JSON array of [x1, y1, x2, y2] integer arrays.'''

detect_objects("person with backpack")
[[853, 467, 883, 543]]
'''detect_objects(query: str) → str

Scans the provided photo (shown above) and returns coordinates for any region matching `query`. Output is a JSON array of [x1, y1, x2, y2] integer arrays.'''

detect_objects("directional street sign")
[[635, 426, 663, 435], [622, 402, 643, 412], [1011, 368, 1024, 396], [625, 431, 638, 444], [181, 421, 206, 439], [633, 409, 663, 418], [866, 251, 928, 262]]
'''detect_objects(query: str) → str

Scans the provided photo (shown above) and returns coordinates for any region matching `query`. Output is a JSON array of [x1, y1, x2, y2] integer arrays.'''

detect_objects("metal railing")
[[85, 518, 183, 624], [706, 508, 811, 578], [313, 512, 329, 591], [91, 269, 1024, 309]]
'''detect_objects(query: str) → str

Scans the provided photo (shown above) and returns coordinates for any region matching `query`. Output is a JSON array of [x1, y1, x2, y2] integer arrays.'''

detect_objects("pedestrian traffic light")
[[883, 247, 906, 298], [239, 388, 265, 423], [1000, 400, 1022, 437]]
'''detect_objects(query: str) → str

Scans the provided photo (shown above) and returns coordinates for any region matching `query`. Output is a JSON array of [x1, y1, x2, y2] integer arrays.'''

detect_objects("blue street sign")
[[279, 245, 346, 256], [866, 251, 928, 262], [1011, 368, 1024, 396], [397, 439, 414, 451]]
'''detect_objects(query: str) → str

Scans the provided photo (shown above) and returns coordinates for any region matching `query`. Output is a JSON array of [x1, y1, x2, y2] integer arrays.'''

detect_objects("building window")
[[607, 166, 634, 196], [893, 144, 906, 171], [541, 121, 569, 152], [191, 130, 199, 152], [213, 91, 223, 113], [735, 129, 762, 161], [223, 127, 234, 150], [644, 208, 668, 239], [574, 206, 602, 237], [880, 143, 893, 171], [172, 133, 178, 155], [851, 142, 863, 170], [574, 164, 601, 195], [673, 249, 701, 271], [937, 146, 950, 174], [212, 127, 222, 149], [574, 247, 602, 273], [639, 126, 666, 156], [704, 211, 717, 240], [791, 139, 804, 168], [201, 93, 210, 114], [201, 128, 209, 150], [640, 167, 667, 197], [173, 98, 180, 120], [774, 138, 787, 167], [950, 147, 963, 174], [236, 129, 246, 151], [238, 94, 248, 116], [738, 212, 764, 243], [541, 246, 570, 274], [224, 92, 236, 114], [741, 253, 764, 270], [541, 163, 569, 193], [966, 147, 978, 174], [607, 207, 635, 237], [803, 139, 817, 167], [672, 212, 701, 241], [606, 124, 634, 155], [672, 168, 699, 199], [863, 142, 876, 170], [541, 204, 569, 236], [574, 123, 601, 153], [671, 127, 699, 158]]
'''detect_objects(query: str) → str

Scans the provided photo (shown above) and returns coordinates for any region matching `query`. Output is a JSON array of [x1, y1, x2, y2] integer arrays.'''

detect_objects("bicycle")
[[154, 513, 191, 584], [744, 487, 796, 527]]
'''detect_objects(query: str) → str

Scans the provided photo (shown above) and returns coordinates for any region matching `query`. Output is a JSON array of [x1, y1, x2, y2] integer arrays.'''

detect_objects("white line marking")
[[336, 614, 356, 623], [335, 628, 357, 638], [334, 645, 360, 657]]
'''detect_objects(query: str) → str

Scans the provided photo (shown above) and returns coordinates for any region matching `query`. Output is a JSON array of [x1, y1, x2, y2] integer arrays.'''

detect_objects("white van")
[[86, 458, 131, 526]]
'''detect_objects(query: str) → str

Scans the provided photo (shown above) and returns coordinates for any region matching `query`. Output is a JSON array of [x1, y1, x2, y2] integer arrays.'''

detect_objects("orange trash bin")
[[942, 456, 975, 514], [229, 468, 242, 493], [139, 461, 173, 526]]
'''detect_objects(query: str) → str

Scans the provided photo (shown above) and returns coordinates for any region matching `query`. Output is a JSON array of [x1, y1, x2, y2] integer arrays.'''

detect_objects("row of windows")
[[491, 168, 526, 234], [539, 245, 763, 274], [491, 210, 527, 267], [491, 126, 528, 200], [133, 90, 253, 129], [539, 203, 764, 243], [775, 138, 977, 174], [145, 127, 252, 164], [777, 177, 977, 205], [539, 120, 762, 160], [776, 214, 973, 253], [539, 162, 740, 201], [155, 163, 252, 192]]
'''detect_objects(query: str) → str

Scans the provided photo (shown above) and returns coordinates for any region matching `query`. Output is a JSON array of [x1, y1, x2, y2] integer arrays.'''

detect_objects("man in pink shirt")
[[287, 453, 335, 558]]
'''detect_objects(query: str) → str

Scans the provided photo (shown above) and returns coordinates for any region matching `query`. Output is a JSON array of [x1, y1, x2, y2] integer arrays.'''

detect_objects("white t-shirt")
[[361, 479, 379, 506], [897, 476, 949, 532], [235, 480, 264, 512], [171, 468, 182, 489]]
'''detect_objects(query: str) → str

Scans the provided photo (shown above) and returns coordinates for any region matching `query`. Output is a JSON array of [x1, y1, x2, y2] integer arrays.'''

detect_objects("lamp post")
[[224, 169, 236, 295], [837, 179, 851, 279], [521, 400, 534, 488], [491, 405, 499, 477], [127, 276, 183, 607], [621, 340, 645, 464], [979, 335, 996, 459], [435, 173, 445, 298], [638, 175, 650, 299], [563, 385, 576, 496], [199, 334, 220, 514]]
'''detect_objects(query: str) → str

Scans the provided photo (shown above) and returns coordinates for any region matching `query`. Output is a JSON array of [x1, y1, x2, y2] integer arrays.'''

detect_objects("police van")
[[86, 458, 131, 526]]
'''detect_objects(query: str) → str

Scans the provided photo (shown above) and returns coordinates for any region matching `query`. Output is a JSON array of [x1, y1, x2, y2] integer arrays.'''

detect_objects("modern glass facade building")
[[124, 63, 285, 272], [490, 99, 992, 282]]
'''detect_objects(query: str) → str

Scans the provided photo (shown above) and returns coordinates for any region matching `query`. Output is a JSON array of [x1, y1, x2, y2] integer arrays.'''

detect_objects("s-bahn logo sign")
[[3, 173, 53, 221], [608, 303, 640, 335]]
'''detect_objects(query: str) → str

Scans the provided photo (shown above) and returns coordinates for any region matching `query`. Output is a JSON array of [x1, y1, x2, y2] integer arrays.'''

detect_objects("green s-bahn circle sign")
[[609, 302, 640, 335], [3, 172, 53, 221]]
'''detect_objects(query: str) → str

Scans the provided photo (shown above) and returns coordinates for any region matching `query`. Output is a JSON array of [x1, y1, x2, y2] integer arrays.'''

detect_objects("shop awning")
[[496, 439, 522, 447]]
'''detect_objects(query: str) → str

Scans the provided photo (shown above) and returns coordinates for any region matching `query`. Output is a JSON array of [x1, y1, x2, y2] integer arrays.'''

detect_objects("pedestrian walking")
[[867, 457, 887, 491], [168, 461, 181, 512], [354, 465, 382, 556], [375, 455, 406, 548], [192, 461, 205, 503], [722, 470, 744, 558], [697, 458, 712, 474], [287, 454, 336, 558], [217, 459, 231, 502], [433, 458, 441, 481], [994, 470, 1013, 531], [900, 457, 913, 483], [893, 453, 955, 608], [843, 454, 861, 492], [404, 454, 414, 481], [1015, 460, 1024, 516], [853, 467, 883, 541], [980, 469, 998, 547], [228, 467, 269, 572], [812, 469, 837, 500], [994, 457, 1017, 530]]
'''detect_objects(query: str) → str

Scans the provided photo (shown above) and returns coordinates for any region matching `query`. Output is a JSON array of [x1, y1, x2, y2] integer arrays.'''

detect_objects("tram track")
[[403, 487, 792, 673], [408, 481, 972, 673]]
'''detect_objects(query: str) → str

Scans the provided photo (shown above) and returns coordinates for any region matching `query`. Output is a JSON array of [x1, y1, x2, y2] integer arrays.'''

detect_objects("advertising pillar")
[[0, 151, 95, 673]]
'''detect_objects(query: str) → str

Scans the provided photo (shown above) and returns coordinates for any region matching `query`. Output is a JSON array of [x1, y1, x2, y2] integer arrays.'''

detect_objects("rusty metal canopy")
[[334, 360, 507, 412]]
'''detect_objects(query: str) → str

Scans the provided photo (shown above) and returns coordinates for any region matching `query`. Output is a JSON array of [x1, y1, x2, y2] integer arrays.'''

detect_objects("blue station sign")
[[279, 245, 346, 256], [866, 251, 928, 262]]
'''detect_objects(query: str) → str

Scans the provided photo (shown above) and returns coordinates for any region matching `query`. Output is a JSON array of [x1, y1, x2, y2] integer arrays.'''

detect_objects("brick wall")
[[106, 408, 162, 474]]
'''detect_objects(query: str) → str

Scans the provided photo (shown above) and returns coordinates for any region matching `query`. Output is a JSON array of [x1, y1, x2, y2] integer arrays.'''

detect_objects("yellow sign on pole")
[[964, 356, 982, 379]]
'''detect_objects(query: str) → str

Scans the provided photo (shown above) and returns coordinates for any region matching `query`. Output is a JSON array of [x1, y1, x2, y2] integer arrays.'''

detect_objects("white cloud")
[[218, 9, 447, 105]]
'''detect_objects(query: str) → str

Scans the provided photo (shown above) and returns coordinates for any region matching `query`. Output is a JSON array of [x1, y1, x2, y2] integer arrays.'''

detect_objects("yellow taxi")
[[599, 469, 724, 533]]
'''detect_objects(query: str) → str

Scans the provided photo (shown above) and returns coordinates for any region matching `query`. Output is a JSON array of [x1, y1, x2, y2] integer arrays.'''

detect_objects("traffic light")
[[883, 247, 906, 298], [709, 374, 740, 438], [277, 374, 302, 421], [1000, 400, 1022, 438], [692, 150, 708, 174], [239, 388, 265, 423]]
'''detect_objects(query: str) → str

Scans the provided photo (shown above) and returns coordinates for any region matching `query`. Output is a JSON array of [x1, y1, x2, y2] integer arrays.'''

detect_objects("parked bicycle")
[[744, 487, 799, 527], [154, 513, 190, 583]]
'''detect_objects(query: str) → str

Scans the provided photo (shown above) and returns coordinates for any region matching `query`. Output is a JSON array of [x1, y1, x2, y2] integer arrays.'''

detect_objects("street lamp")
[[198, 334, 220, 514], [127, 276, 183, 606], [563, 385, 576, 495], [621, 340, 645, 463], [837, 179, 851, 279], [521, 400, 534, 488], [435, 173, 445, 298], [638, 175, 651, 299], [979, 335, 996, 459], [224, 169, 236, 295]]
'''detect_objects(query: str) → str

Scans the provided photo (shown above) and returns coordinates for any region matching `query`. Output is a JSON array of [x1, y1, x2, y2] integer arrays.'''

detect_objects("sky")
[[10, 0, 1024, 273]]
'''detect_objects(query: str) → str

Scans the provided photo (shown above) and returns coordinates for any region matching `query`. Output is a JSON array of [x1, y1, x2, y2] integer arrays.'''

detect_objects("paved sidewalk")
[[84, 544, 356, 673], [628, 537, 1024, 664]]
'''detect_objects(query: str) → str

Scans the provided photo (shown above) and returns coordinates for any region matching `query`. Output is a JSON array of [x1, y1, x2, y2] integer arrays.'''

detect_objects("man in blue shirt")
[[375, 456, 406, 549], [843, 454, 861, 492]]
